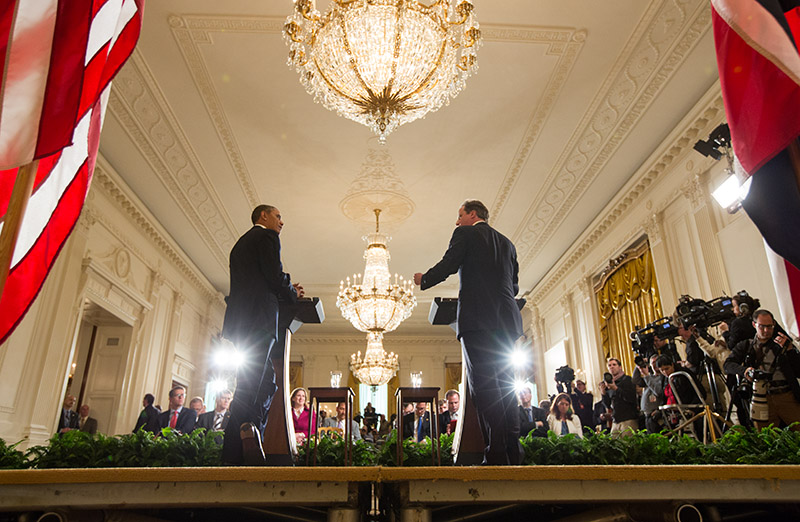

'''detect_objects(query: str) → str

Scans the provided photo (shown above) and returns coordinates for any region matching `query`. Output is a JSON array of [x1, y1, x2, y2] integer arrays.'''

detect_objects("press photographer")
[[599, 358, 637, 435], [724, 309, 800, 431]]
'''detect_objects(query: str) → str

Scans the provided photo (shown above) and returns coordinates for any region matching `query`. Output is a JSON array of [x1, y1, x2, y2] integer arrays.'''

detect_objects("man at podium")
[[414, 200, 524, 465], [222, 205, 304, 465]]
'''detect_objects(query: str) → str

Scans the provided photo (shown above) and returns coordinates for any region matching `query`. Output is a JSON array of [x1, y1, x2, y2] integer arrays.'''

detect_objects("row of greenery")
[[2, 426, 800, 469]]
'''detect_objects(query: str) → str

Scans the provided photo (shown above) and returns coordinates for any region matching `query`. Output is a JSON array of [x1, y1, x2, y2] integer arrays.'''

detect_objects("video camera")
[[555, 365, 575, 393], [630, 316, 680, 359], [674, 295, 735, 330]]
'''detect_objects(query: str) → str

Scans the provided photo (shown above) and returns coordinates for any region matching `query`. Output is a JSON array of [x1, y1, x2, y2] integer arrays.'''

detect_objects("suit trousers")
[[461, 329, 523, 465], [222, 328, 278, 464]]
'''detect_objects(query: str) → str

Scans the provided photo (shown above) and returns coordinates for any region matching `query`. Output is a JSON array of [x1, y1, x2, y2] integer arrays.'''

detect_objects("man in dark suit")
[[222, 205, 303, 465], [78, 404, 98, 435], [133, 393, 161, 433], [57, 394, 79, 434], [414, 200, 525, 465], [402, 402, 432, 442], [517, 385, 548, 437], [158, 385, 197, 434], [195, 389, 232, 433], [438, 389, 460, 434]]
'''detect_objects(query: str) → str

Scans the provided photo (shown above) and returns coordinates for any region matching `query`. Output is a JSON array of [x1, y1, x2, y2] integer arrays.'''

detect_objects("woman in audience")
[[546, 393, 583, 438], [290, 387, 316, 445]]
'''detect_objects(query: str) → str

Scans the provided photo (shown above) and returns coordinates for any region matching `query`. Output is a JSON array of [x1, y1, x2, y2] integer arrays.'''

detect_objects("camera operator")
[[571, 377, 594, 432], [677, 322, 704, 375], [633, 353, 667, 432], [600, 357, 638, 436], [724, 309, 800, 430], [719, 292, 759, 348]]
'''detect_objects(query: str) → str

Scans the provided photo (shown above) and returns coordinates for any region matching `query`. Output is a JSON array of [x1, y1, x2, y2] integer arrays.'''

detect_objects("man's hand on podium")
[[413, 273, 422, 286], [293, 283, 305, 298]]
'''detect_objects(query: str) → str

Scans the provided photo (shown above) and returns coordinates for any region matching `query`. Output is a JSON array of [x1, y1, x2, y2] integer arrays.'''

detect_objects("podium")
[[262, 297, 324, 465], [428, 297, 526, 466]]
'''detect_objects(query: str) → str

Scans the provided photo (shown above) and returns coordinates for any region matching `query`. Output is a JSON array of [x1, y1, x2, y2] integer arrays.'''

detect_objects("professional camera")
[[603, 372, 614, 384], [748, 369, 772, 422], [674, 295, 735, 330], [630, 316, 680, 358], [555, 365, 575, 385], [634, 355, 649, 368]]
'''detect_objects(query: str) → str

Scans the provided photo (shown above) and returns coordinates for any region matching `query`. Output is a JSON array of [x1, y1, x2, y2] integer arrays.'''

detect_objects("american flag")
[[711, 0, 800, 269], [0, 0, 144, 344]]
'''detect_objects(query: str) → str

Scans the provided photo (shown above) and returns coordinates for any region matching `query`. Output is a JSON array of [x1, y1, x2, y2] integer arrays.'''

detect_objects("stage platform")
[[1, 466, 799, 521]]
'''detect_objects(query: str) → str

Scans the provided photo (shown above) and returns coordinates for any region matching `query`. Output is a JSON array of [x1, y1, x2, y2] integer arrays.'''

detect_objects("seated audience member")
[[402, 402, 431, 442], [134, 393, 161, 433], [290, 387, 316, 445], [546, 393, 582, 437], [377, 414, 391, 439], [78, 404, 98, 435], [539, 399, 551, 412], [188, 396, 205, 415], [389, 413, 399, 431], [318, 409, 328, 427], [438, 390, 460, 435], [158, 386, 197, 434], [322, 401, 362, 440], [517, 385, 548, 437], [195, 389, 232, 433], [57, 395, 79, 434], [363, 402, 378, 430]]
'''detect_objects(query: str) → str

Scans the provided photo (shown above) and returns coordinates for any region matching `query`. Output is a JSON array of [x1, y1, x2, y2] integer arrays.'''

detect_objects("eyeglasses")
[[755, 323, 774, 330], [172, 394, 185, 398]]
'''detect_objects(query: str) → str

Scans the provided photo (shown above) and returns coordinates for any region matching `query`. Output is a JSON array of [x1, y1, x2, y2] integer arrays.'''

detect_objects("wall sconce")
[[410, 371, 422, 388]]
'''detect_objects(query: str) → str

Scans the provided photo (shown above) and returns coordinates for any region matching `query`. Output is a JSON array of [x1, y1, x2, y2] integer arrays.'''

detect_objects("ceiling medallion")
[[284, 0, 482, 141], [337, 209, 416, 385]]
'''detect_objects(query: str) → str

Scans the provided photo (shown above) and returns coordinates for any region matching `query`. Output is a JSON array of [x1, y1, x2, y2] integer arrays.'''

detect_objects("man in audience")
[[402, 402, 431, 442], [725, 309, 800, 430], [438, 390, 460, 434], [158, 386, 197, 434], [570, 377, 594, 431], [78, 404, 98, 435], [134, 393, 161, 433], [188, 396, 205, 415], [196, 389, 232, 433], [517, 385, 548, 437], [600, 357, 638, 436], [57, 394, 79, 434], [323, 401, 362, 440]]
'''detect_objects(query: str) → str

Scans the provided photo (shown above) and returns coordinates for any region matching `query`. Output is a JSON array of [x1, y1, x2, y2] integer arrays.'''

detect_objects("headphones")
[[736, 290, 751, 316]]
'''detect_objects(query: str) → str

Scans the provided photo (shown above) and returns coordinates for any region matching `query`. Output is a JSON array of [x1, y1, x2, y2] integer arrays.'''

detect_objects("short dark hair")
[[144, 393, 155, 406], [656, 354, 674, 368], [462, 200, 489, 221], [445, 389, 459, 399], [752, 309, 774, 323], [169, 386, 185, 398], [251, 204, 276, 225], [607, 357, 621, 366]]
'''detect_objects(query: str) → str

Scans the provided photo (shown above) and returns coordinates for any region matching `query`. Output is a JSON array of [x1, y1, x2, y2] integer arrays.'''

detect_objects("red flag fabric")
[[711, 0, 800, 269], [0, 0, 144, 344]]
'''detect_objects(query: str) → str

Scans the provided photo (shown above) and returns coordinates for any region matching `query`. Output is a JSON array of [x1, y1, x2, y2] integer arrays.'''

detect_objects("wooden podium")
[[262, 297, 324, 465], [428, 296, 526, 466]]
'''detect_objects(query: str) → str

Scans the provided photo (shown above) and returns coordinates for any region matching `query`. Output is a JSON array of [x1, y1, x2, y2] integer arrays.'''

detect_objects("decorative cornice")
[[291, 336, 458, 346], [528, 86, 726, 304], [109, 50, 237, 269], [680, 173, 705, 209], [90, 159, 225, 307], [642, 212, 663, 243], [489, 28, 587, 221], [515, 0, 711, 269]]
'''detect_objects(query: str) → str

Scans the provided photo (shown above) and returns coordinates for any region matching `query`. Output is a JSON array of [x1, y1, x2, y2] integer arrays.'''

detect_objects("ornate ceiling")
[[98, 0, 720, 335]]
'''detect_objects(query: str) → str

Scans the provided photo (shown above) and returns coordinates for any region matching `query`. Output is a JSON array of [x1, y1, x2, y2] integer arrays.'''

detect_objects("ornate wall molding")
[[90, 160, 225, 307], [292, 336, 458, 346], [514, 0, 711, 269], [528, 87, 726, 304], [109, 51, 237, 269]]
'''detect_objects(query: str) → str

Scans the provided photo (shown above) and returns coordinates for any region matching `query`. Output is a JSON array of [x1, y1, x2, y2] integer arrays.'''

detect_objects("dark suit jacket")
[[158, 407, 198, 434], [79, 416, 98, 435], [134, 404, 161, 433], [195, 410, 230, 432], [222, 226, 297, 344], [402, 412, 432, 440], [518, 405, 549, 437], [438, 410, 456, 434], [420, 222, 523, 339], [57, 408, 79, 434]]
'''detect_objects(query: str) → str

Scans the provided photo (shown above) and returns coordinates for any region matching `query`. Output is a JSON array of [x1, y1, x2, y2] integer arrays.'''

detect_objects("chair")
[[395, 386, 440, 466], [318, 426, 343, 439]]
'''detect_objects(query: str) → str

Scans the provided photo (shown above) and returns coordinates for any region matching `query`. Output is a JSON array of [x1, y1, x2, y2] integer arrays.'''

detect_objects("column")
[[643, 211, 678, 310]]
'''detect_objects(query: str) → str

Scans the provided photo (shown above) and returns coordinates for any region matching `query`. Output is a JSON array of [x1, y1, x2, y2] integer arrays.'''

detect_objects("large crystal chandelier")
[[337, 209, 416, 385], [284, 0, 482, 141]]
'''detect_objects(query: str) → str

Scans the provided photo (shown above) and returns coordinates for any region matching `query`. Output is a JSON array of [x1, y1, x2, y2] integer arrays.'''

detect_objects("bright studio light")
[[213, 346, 244, 369], [510, 348, 528, 368], [712, 172, 752, 211], [209, 379, 228, 393]]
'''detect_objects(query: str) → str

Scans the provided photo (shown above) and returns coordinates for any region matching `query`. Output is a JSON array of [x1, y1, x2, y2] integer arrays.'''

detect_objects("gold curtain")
[[289, 361, 303, 393], [387, 374, 399, 418], [595, 245, 663, 375], [348, 370, 360, 412], [445, 362, 461, 395]]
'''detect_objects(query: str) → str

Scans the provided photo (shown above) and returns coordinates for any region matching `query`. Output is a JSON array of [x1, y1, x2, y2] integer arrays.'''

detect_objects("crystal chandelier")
[[284, 0, 482, 141], [337, 209, 416, 385]]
